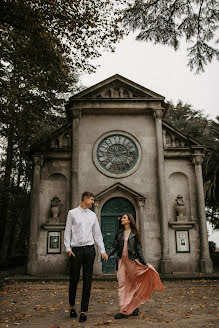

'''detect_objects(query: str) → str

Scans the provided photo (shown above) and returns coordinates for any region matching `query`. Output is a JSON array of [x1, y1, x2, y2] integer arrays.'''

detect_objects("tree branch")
[[197, 0, 205, 42]]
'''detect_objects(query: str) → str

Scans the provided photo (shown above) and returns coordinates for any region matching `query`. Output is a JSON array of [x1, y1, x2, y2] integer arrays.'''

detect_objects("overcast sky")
[[81, 34, 219, 244], [81, 33, 219, 120]]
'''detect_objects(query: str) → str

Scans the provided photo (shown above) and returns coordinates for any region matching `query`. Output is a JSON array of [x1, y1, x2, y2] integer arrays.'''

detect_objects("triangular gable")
[[95, 182, 145, 201], [30, 123, 72, 152], [162, 121, 200, 148], [71, 74, 165, 100]]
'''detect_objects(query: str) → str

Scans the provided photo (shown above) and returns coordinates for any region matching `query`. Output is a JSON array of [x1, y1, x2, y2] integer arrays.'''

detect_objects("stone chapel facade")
[[27, 74, 213, 276]]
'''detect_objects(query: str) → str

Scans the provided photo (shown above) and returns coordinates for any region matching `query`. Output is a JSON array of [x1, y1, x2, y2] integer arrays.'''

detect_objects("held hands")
[[101, 253, 108, 262], [68, 251, 108, 261]]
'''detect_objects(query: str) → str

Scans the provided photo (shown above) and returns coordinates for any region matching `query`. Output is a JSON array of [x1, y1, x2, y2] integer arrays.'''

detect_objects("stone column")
[[93, 200, 102, 270], [71, 109, 81, 208], [154, 109, 172, 273], [192, 152, 213, 273], [27, 155, 42, 275], [135, 197, 146, 251], [93, 200, 100, 218]]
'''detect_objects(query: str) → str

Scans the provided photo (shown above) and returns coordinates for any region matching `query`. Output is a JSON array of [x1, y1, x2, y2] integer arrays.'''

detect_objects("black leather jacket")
[[107, 231, 147, 270]]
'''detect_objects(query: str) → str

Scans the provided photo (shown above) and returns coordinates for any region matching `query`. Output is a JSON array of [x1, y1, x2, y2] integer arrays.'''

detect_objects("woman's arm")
[[136, 240, 147, 265], [107, 238, 117, 258]]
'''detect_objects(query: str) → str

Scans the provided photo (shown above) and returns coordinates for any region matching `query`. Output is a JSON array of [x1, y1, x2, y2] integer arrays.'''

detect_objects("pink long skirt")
[[116, 237, 164, 315]]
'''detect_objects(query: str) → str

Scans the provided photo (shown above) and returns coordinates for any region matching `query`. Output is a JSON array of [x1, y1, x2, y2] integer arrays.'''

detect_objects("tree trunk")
[[16, 153, 23, 187], [1, 124, 15, 258], [3, 124, 15, 189]]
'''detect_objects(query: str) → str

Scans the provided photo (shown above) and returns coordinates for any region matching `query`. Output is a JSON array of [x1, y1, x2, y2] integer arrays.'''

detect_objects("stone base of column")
[[160, 259, 173, 273], [26, 260, 39, 275], [200, 258, 213, 273]]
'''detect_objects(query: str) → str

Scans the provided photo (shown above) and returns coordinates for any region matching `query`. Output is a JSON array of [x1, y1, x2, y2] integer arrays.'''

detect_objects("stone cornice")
[[34, 152, 71, 160], [169, 222, 196, 229], [41, 223, 66, 230]]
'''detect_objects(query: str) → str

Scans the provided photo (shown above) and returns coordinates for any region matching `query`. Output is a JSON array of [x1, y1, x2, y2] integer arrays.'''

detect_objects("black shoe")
[[70, 308, 77, 318], [79, 313, 87, 323], [115, 313, 127, 319], [132, 308, 139, 316]]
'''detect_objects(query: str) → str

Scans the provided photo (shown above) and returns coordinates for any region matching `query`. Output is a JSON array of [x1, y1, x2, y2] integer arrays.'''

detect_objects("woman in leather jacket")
[[107, 213, 164, 320], [107, 218, 146, 271]]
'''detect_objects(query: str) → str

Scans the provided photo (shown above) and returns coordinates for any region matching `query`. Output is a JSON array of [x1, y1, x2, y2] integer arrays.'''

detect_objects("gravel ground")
[[0, 280, 219, 328]]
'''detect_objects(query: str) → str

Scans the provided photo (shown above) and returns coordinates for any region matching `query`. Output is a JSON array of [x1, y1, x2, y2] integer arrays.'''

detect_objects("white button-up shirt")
[[64, 206, 106, 254]]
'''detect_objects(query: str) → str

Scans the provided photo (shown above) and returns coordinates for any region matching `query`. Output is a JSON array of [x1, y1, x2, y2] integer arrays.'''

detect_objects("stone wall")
[[27, 74, 212, 275], [78, 113, 162, 271], [36, 159, 71, 273], [165, 159, 200, 272]]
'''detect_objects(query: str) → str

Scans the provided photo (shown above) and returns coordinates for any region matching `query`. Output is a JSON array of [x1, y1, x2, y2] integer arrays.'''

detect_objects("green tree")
[[0, 0, 128, 258], [165, 102, 219, 230], [204, 118, 219, 230], [0, 0, 126, 73], [123, 0, 219, 73]]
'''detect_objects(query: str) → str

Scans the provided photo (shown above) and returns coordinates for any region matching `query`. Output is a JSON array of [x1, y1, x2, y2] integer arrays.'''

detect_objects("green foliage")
[[0, 0, 129, 163], [123, 0, 219, 73], [0, 0, 127, 74], [206, 207, 219, 231], [165, 102, 219, 230], [164, 101, 212, 146], [0, 0, 128, 258]]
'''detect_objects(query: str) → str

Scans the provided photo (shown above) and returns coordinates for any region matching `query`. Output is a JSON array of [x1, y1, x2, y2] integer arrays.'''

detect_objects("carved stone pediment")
[[162, 121, 200, 148], [70, 74, 164, 100], [49, 131, 71, 150], [94, 84, 152, 99], [95, 182, 146, 201], [30, 123, 72, 152]]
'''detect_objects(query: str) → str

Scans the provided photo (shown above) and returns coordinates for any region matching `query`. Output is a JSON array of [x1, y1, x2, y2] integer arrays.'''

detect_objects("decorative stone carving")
[[154, 109, 163, 119], [175, 194, 187, 222], [162, 128, 189, 148], [33, 155, 43, 167], [135, 197, 145, 207], [50, 195, 61, 219], [49, 131, 71, 149], [96, 86, 151, 99], [72, 109, 81, 119], [93, 131, 142, 178], [192, 155, 204, 165], [97, 134, 138, 174]]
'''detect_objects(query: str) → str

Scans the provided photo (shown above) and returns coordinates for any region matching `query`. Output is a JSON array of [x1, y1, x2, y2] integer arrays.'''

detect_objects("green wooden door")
[[101, 197, 136, 273], [101, 216, 118, 273]]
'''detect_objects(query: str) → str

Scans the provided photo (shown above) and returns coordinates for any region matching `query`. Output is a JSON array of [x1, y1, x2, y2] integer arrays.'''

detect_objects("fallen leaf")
[[55, 302, 63, 307]]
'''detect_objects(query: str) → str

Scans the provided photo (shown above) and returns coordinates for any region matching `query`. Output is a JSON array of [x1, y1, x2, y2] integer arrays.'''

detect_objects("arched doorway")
[[101, 197, 136, 273]]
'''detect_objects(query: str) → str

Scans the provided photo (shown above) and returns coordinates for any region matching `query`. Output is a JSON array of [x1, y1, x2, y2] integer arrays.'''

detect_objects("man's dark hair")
[[81, 191, 95, 201]]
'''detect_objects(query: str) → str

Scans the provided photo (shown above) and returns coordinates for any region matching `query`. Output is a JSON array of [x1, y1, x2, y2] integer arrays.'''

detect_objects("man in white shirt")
[[64, 191, 108, 323]]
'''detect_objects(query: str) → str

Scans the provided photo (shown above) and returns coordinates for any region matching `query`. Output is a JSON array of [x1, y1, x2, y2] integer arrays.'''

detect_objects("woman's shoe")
[[115, 312, 127, 319], [132, 308, 139, 316]]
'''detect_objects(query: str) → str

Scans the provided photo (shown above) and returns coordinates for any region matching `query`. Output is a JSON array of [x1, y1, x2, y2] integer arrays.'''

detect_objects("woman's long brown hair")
[[117, 213, 141, 243]]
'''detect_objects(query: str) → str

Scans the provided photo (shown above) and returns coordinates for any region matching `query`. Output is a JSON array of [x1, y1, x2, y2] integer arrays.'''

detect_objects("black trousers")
[[69, 245, 96, 312]]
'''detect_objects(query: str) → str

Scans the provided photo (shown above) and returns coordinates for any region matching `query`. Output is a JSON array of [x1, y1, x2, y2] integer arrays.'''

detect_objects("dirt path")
[[0, 280, 219, 327]]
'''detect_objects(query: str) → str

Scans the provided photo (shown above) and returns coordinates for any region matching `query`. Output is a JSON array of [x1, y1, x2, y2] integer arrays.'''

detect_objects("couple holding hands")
[[64, 192, 164, 323]]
